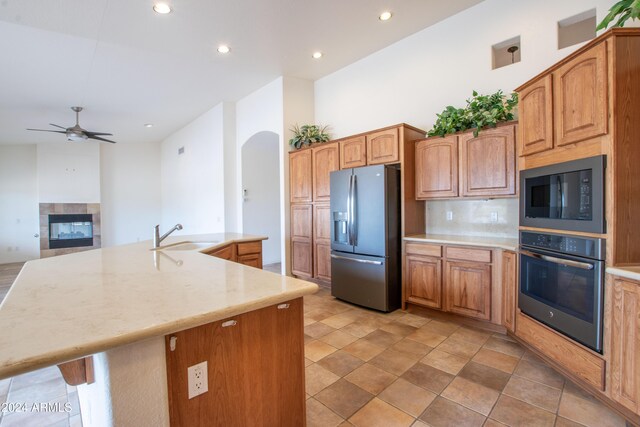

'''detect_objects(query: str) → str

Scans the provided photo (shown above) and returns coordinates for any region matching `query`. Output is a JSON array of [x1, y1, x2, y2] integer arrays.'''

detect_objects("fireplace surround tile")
[[39, 203, 101, 258]]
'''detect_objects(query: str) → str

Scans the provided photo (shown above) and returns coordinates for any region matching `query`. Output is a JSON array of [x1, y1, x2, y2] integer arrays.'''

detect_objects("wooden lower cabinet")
[[314, 243, 331, 282], [502, 251, 517, 333], [607, 276, 640, 413], [405, 254, 442, 309], [237, 253, 262, 269], [207, 240, 263, 269], [165, 298, 305, 427], [291, 204, 313, 278], [445, 260, 492, 321]]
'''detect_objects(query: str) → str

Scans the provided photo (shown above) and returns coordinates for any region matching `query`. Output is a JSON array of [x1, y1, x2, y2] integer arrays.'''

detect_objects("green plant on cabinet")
[[289, 124, 331, 149], [597, 0, 640, 30]]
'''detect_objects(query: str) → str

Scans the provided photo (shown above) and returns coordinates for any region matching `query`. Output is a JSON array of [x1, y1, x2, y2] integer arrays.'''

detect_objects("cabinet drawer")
[[237, 241, 262, 256], [445, 246, 491, 263], [406, 242, 442, 258], [209, 244, 234, 261]]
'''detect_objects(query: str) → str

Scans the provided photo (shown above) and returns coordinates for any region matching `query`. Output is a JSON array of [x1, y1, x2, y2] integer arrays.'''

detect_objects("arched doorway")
[[241, 131, 281, 268]]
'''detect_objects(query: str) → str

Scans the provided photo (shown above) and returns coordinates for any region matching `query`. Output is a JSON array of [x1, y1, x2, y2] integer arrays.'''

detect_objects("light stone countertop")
[[0, 233, 318, 380], [404, 234, 519, 251], [607, 266, 640, 282]]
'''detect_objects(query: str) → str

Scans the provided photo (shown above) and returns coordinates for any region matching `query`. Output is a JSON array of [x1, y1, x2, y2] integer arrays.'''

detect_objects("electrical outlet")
[[446, 211, 453, 221], [490, 212, 499, 223], [187, 361, 208, 399]]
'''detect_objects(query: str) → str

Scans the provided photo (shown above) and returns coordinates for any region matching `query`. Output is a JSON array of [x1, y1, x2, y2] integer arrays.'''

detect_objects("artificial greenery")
[[289, 124, 331, 149], [597, 0, 640, 30], [427, 90, 518, 138]]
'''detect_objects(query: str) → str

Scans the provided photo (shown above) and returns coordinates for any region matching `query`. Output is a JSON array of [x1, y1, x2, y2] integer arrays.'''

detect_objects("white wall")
[[160, 104, 226, 235], [314, 0, 617, 138], [222, 102, 238, 232], [37, 143, 101, 203], [242, 132, 281, 265], [100, 142, 161, 247], [0, 145, 39, 263]]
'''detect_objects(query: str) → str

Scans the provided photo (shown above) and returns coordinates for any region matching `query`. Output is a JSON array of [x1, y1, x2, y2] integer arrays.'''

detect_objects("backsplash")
[[425, 198, 519, 238]]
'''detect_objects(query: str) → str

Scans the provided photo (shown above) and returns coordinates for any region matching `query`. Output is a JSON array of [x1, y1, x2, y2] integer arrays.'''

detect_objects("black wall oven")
[[520, 155, 605, 234], [519, 231, 605, 353]]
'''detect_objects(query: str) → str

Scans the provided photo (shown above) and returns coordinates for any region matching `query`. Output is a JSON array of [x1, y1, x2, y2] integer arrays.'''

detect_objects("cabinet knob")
[[277, 303, 290, 310], [222, 320, 237, 328]]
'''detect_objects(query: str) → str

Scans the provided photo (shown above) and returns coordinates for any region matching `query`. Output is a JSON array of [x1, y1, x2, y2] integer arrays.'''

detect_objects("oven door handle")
[[521, 250, 594, 270]]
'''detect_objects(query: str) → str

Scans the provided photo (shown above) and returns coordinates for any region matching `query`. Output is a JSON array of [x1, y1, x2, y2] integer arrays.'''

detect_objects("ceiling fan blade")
[[85, 131, 113, 137], [49, 123, 67, 130], [88, 135, 117, 144], [26, 128, 67, 134]]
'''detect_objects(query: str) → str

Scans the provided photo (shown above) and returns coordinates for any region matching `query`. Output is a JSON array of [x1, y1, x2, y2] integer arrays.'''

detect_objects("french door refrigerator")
[[330, 164, 400, 312]]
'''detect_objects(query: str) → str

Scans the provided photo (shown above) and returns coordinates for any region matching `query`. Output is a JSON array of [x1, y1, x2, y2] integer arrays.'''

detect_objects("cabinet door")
[[314, 204, 331, 243], [445, 261, 491, 320], [291, 205, 312, 240], [406, 254, 442, 309], [554, 42, 608, 146], [291, 204, 313, 278], [519, 75, 554, 156], [289, 150, 313, 203], [459, 125, 516, 197], [367, 128, 399, 165], [291, 241, 312, 278], [208, 244, 235, 261], [312, 143, 340, 202], [340, 136, 367, 169], [238, 253, 262, 269], [502, 251, 517, 333], [608, 277, 640, 412], [314, 243, 332, 281], [415, 136, 458, 199]]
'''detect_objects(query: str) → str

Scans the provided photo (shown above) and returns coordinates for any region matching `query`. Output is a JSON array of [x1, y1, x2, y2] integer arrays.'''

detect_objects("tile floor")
[[304, 285, 629, 427]]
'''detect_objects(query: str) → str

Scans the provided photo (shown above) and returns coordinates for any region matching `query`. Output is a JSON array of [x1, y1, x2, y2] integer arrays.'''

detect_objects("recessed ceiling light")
[[312, 51, 323, 59], [217, 45, 230, 54], [144, 123, 153, 128], [379, 11, 392, 21], [153, 3, 171, 14]]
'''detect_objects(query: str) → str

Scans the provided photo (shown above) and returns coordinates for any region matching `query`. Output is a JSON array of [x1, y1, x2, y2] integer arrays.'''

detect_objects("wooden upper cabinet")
[[501, 251, 517, 333], [289, 150, 312, 203], [554, 42, 608, 146], [340, 136, 367, 169], [406, 254, 442, 309], [459, 125, 516, 197], [608, 276, 640, 412], [445, 260, 491, 321], [367, 128, 399, 165], [312, 143, 339, 202], [519, 75, 554, 156], [415, 136, 458, 199]]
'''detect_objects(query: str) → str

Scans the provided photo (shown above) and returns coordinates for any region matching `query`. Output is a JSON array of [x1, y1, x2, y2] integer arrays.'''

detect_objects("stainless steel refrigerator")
[[330, 164, 400, 312]]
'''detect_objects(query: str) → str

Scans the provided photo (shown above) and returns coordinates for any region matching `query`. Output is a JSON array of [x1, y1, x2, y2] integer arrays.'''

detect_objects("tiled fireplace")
[[39, 203, 101, 258]]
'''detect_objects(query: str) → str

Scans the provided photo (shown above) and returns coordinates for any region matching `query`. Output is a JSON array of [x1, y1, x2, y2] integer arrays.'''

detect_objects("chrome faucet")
[[153, 223, 183, 248]]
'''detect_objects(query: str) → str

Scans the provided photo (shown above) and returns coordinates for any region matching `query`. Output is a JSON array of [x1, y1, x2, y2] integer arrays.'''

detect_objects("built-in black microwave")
[[520, 155, 605, 234]]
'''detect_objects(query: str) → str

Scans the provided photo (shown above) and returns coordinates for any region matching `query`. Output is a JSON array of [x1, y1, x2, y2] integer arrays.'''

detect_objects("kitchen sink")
[[156, 241, 219, 251]]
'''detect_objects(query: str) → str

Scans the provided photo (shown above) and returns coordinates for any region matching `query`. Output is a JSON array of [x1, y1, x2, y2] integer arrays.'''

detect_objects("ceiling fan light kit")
[[26, 106, 117, 144]]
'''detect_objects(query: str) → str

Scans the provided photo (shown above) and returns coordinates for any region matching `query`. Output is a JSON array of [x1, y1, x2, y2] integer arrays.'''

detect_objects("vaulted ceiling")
[[0, 0, 483, 145]]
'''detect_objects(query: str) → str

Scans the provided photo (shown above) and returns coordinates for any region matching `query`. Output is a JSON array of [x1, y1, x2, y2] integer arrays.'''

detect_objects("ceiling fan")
[[27, 107, 117, 143]]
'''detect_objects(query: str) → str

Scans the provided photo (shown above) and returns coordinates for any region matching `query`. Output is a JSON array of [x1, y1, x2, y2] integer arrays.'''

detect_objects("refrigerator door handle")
[[347, 174, 353, 245], [349, 174, 357, 245], [330, 254, 383, 265]]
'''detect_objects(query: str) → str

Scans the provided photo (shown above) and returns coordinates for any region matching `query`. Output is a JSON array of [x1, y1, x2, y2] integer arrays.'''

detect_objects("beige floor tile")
[[436, 337, 482, 358], [316, 379, 374, 419], [558, 391, 626, 427], [0, 378, 10, 403], [322, 312, 359, 329], [441, 377, 500, 416], [482, 336, 525, 358], [420, 349, 469, 375], [395, 313, 430, 328], [512, 359, 565, 389], [69, 413, 83, 427], [411, 421, 430, 427], [9, 367, 62, 391], [391, 339, 433, 357], [562, 380, 601, 404], [405, 330, 448, 347], [306, 308, 338, 322], [457, 362, 511, 392], [555, 416, 585, 427], [448, 327, 491, 346], [379, 322, 419, 337], [7, 377, 67, 403], [343, 339, 386, 362], [321, 330, 359, 349], [521, 350, 546, 364], [318, 350, 365, 377], [345, 364, 397, 395], [502, 375, 562, 412], [363, 330, 404, 348], [378, 378, 436, 417], [349, 398, 414, 427], [339, 421, 355, 427], [341, 321, 379, 338], [472, 348, 519, 374], [489, 395, 556, 427], [401, 363, 454, 394], [306, 322, 337, 338], [305, 316, 318, 326], [306, 363, 341, 396], [305, 358, 314, 367], [483, 419, 509, 426], [306, 397, 344, 427], [370, 349, 421, 376], [305, 340, 338, 362], [419, 396, 486, 427], [424, 320, 460, 336]]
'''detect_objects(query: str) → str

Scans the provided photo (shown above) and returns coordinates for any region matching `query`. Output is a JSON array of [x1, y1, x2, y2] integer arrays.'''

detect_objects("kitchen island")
[[0, 233, 318, 426]]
